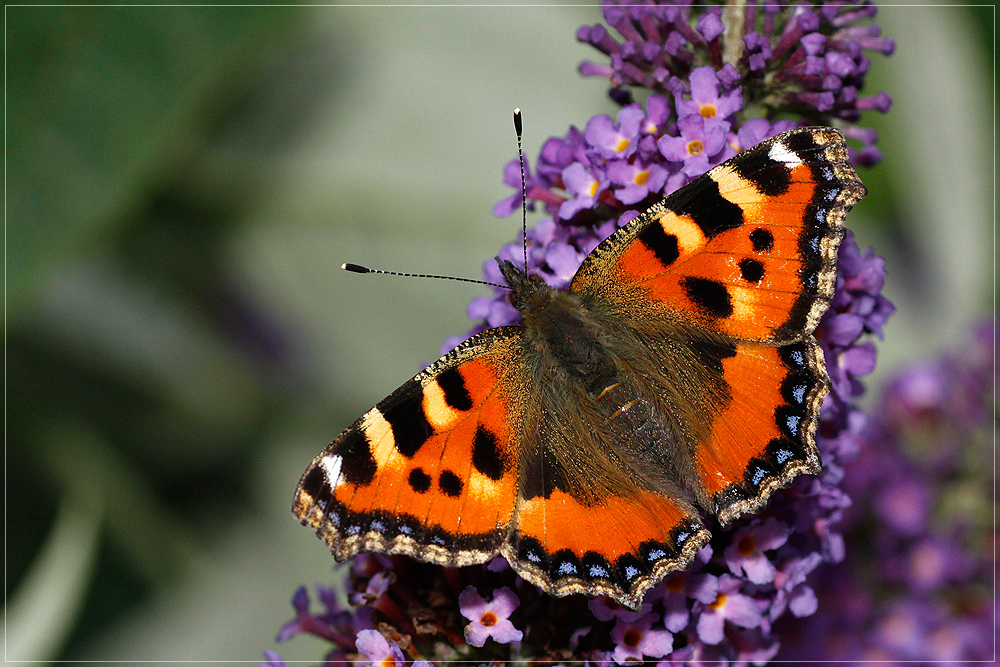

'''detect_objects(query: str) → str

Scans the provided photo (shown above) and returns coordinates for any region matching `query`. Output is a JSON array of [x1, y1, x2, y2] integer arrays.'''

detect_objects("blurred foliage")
[[5, 3, 994, 664], [9, 6, 294, 318], [7, 6, 311, 660]]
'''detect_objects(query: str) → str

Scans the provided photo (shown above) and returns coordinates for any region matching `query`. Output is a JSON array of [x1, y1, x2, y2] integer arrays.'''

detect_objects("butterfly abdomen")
[[502, 270, 699, 510]]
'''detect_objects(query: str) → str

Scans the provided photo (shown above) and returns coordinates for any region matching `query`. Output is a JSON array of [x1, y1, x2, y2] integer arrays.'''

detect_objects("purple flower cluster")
[[266, 2, 899, 664], [777, 321, 996, 663], [578, 0, 893, 165]]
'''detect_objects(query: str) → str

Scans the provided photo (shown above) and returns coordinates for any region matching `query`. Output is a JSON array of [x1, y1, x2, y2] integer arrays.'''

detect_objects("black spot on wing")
[[436, 367, 473, 411], [638, 538, 676, 565], [671, 177, 744, 238], [439, 469, 463, 497], [743, 454, 778, 492], [408, 468, 431, 493], [688, 336, 737, 374], [681, 276, 733, 319], [382, 381, 432, 457], [764, 436, 809, 468], [750, 227, 774, 252], [738, 258, 765, 283], [637, 222, 680, 267], [782, 127, 824, 155], [581, 551, 618, 587], [668, 519, 703, 554], [734, 151, 792, 197], [780, 369, 812, 408], [339, 429, 377, 486], [301, 465, 332, 507], [549, 549, 583, 581], [516, 535, 549, 571], [472, 427, 506, 481], [613, 552, 650, 587]]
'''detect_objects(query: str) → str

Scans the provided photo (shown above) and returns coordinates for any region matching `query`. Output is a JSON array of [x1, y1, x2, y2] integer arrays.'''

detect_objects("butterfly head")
[[497, 259, 554, 317]]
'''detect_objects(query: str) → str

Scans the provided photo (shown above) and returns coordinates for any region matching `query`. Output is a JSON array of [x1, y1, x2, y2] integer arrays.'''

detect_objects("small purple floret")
[[458, 586, 524, 647], [355, 629, 405, 666], [610, 612, 674, 663]]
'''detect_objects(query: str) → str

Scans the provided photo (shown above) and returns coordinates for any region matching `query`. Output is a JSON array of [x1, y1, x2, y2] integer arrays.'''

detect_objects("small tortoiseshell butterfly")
[[293, 127, 866, 608]]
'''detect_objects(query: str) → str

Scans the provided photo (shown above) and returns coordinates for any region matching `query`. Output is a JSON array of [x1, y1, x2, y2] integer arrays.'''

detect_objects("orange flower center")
[[588, 181, 600, 196], [623, 628, 642, 647], [615, 138, 631, 153], [710, 592, 728, 610], [687, 140, 704, 156], [737, 534, 757, 557], [664, 577, 684, 593], [634, 170, 650, 186], [480, 611, 498, 628], [700, 104, 717, 118]]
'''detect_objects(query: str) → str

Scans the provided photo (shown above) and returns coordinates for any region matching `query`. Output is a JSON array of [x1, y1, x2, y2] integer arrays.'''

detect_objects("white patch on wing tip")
[[768, 141, 802, 165], [321, 454, 344, 486]]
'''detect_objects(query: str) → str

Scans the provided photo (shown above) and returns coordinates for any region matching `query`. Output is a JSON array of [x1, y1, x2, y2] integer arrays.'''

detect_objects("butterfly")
[[293, 126, 866, 608]]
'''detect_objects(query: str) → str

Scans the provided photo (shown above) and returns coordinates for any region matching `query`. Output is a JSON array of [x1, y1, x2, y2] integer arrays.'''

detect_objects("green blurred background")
[[5, 3, 994, 664]]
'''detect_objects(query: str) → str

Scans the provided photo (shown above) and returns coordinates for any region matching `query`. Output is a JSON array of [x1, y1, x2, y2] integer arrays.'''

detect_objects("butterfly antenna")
[[343, 113, 529, 292], [514, 108, 529, 274], [342, 263, 506, 290]]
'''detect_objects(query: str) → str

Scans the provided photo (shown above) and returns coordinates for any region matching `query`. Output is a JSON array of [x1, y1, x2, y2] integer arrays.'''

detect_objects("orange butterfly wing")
[[293, 328, 525, 567], [573, 127, 863, 343], [569, 127, 865, 524]]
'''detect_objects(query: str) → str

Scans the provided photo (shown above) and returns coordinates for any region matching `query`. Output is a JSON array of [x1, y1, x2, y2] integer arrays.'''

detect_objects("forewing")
[[571, 127, 865, 344], [293, 327, 525, 567]]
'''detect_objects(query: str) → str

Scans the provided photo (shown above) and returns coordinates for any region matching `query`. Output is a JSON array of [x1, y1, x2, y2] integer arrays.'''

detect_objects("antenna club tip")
[[513, 108, 522, 135], [342, 263, 369, 273]]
